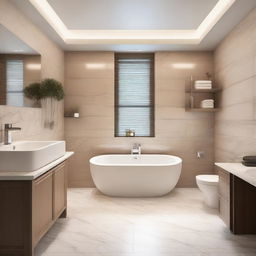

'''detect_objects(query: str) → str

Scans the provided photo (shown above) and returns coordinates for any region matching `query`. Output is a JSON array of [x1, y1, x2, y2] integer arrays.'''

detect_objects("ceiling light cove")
[[29, 0, 236, 45]]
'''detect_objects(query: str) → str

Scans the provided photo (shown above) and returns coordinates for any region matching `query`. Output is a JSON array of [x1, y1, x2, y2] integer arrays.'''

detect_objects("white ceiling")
[[10, 0, 256, 51], [47, 0, 218, 30], [0, 25, 38, 54]]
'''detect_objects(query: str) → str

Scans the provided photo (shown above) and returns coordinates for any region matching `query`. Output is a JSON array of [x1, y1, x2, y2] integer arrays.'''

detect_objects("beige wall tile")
[[216, 102, 255, 121], [155, 52, 214, 80], [214, 8, 256, 163], [65, 51, 214, 188], [65, 78, 114, 96], [218, 78, 255, 108], [215, 54, 255, 89], [65, 52, 114, 79]]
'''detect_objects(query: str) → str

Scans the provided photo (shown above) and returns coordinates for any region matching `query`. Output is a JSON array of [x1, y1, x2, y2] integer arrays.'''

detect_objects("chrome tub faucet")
[[131, 143, 141, 155]]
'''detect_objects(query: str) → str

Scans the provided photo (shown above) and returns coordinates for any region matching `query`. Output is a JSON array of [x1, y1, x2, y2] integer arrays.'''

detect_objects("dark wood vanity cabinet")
[[0, 162, 67, 256], [217, 167, 256, 234]]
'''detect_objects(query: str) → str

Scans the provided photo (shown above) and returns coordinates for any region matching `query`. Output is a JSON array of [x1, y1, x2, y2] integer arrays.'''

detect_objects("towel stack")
[[194, 80, 212, 90], [242, 156, 256, 166], [201, 99, 214, 108]]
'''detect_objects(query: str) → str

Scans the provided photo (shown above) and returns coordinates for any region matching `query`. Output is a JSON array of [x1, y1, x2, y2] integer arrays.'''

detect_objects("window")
[[115, 53, 154, 137], [6, 60, 24, 107]]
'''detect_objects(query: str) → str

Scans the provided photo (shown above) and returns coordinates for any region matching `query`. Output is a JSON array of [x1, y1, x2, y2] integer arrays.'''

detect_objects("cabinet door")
[[218, 169, 230, 228], [53, 163, 66, 219], [32, 171, 53, 245]]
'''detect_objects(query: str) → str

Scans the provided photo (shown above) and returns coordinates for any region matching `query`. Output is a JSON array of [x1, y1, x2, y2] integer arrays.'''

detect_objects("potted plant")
[[23, 82, 42, 107], [24, 78, 64, 129]]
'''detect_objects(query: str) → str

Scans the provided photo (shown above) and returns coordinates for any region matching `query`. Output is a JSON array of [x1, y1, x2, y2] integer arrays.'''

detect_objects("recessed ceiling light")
[[29, 0, 236, 45]]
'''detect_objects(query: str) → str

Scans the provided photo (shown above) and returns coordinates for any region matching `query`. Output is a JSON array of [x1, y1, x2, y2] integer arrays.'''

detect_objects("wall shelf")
[[185, 88, 222, 93], [185, 108, 220, 112], [64, 111, 80, 118], [185, 75, 221, 112]]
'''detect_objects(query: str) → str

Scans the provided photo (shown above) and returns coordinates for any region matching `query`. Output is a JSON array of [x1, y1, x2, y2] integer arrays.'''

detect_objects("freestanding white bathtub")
[[89, 154, 182, 197]]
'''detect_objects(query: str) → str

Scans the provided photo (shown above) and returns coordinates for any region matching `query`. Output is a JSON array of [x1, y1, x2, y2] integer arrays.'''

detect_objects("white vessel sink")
[[0, 141, 66, 172]]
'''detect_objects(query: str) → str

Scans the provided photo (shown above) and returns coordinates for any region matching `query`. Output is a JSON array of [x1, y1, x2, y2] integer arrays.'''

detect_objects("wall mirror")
[[0, 25, 41, 108]]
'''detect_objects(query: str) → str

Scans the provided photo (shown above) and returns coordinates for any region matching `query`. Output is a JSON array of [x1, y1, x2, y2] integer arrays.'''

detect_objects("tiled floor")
[[35, 188, 256, 256]]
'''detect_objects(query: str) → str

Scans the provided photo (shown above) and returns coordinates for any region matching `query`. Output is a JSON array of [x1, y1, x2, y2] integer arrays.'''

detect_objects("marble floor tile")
[[35, 188, 256, 256]]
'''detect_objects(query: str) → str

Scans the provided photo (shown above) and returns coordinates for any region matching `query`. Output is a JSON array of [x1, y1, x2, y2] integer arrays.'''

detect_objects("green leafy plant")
[[23, 78, 64, 101], [40, 78, 64, 101], [23, 82, 41, 101]]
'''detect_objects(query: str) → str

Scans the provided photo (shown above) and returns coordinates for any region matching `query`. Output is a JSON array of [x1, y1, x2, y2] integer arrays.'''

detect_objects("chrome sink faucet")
[[131, 143, 141, 155], [4, 124, 21, 145]]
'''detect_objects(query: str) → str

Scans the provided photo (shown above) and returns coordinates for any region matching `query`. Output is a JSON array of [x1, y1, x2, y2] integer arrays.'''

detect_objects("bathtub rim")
[[89, 154, 182, 167]]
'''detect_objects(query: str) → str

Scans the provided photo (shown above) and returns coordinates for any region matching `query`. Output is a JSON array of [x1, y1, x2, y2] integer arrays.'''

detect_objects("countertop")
[[215, 163, 256, 187], [0, 151, 74, 180]]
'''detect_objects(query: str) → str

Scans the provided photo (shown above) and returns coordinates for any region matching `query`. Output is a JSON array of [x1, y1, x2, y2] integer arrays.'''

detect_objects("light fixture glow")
[[26, 63, 41, 70], [172, 63, 196, 69], [85, 63, 107, 70], [29, 0, 236, 44]]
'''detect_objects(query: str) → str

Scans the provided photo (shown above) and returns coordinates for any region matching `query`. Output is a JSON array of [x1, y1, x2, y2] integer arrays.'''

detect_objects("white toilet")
[[196, 175, 219, 208]]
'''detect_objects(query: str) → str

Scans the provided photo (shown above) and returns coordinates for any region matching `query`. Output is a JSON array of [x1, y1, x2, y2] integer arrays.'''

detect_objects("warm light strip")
[[196, 0, 236, 38], [28, 0, 69, 39], [28, 0, 236, 44], [26, 63, 41, 70], [85, 63, 107, 70], [172, 63, 196, 69]]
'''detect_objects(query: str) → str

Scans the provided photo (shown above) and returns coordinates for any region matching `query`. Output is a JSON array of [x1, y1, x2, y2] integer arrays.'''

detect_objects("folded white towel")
[[202, 104, 214, 106], [201, 99, 214, 108], [201, 102, 214, 105], [195, 85, 212, 88], [195, 86, 212, 90], [195, 80, 212, 84], [202, 99, 214, 102], [195, 84, 212, 87], [202, 102, 214, 104], [194, 84, 212, 90], [201, 106, 214, 109]]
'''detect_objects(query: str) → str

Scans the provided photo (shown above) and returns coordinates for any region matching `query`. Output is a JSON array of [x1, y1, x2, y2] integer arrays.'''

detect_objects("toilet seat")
[[196, 175, 219, 186]]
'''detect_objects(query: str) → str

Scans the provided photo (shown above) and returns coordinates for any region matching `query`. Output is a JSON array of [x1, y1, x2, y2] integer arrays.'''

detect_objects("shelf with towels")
[[185, 75, 221, 112]]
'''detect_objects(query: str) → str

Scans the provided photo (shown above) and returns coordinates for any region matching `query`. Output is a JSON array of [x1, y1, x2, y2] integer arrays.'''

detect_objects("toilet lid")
[[196, 175, 219, 185]]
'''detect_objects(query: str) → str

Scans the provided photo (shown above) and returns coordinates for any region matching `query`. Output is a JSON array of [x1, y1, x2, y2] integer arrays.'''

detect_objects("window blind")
[[6, 60, 24, 107], [115, 53, 154, 137]]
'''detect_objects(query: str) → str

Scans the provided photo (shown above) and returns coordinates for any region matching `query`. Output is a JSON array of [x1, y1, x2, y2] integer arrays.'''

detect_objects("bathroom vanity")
[[0, 152, 73, 256], [215, 163, 256, 234]]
